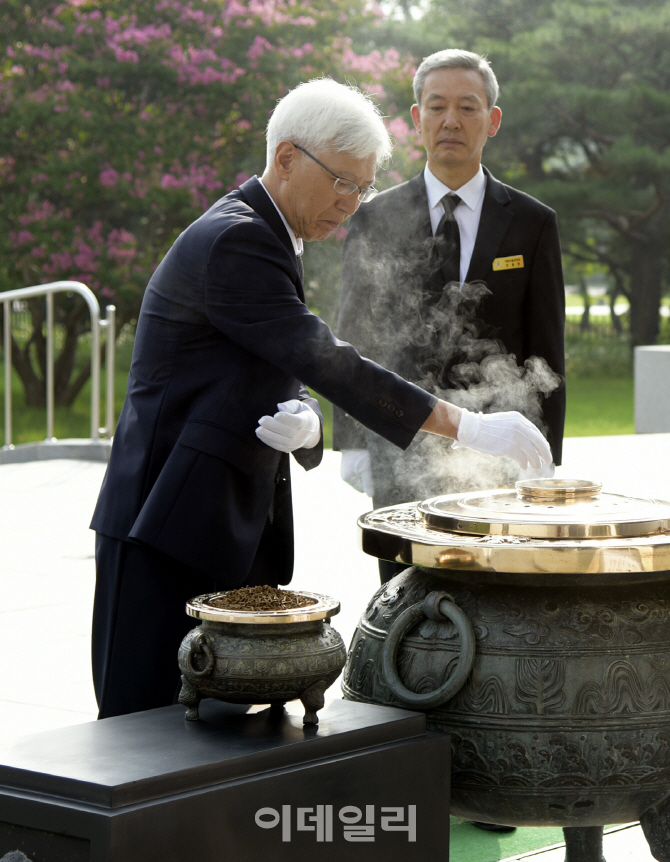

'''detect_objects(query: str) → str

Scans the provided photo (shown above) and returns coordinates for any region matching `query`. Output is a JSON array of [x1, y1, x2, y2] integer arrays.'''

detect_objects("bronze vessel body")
[[179, 591, 346, 725], [343, 481, 670, 860]]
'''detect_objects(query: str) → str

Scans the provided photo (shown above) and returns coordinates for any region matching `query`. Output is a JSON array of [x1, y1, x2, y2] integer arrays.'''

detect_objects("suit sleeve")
[[204, 219, 436, 452], [524, 211, 566, 465], [293, 387, 323, 471]]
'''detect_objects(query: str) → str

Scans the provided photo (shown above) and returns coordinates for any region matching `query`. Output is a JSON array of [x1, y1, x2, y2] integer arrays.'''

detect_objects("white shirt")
[[259, 177, 304, 259], [424, 164, 487, 283]]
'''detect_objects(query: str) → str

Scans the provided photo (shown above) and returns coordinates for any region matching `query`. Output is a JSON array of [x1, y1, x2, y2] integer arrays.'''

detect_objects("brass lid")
[[419, 479, 670, 540], [186, 591, 340, 624]]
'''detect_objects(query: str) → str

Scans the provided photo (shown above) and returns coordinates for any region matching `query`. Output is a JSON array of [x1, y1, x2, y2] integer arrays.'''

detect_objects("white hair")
[[414, 49, 499, 109], [265, 78, 392, 169]]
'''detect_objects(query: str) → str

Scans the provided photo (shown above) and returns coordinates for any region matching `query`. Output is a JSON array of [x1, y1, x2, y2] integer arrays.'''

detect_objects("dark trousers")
[[92, 533, 277, 720], [378, 559, 407, 584]]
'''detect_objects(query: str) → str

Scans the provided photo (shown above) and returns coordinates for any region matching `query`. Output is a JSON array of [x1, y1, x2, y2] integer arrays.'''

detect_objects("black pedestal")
[[0, 699, 450, 862]]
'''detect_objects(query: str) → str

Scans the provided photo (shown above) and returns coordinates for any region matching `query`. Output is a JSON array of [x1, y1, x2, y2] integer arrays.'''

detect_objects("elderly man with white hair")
[[90, 78, 551, 719]]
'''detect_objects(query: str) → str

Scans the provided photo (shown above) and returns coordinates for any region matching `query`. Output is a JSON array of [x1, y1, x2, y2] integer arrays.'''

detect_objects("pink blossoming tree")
[[2, 0, 420, 407]]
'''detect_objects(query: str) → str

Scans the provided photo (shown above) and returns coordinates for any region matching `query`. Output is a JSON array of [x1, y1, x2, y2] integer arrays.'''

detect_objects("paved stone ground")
[[0, 434, 668, 860]]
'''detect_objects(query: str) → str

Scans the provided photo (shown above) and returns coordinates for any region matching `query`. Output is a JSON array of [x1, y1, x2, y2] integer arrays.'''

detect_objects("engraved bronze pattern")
[[179, 611, 346, 726], [342, 564, 670, 827]]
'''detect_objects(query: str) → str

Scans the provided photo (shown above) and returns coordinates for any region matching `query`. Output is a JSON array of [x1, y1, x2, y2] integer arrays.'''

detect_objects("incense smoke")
[[344, 233, 563, 504]]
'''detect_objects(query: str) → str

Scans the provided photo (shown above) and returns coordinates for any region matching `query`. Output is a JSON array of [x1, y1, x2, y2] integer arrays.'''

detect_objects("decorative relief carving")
[[343, 635, 365, 687], [504, 619, 551, 645], [354, 659, 377, 700], [574, 660, 670, 714], [438, 727, 670, 793], [560, 599, 670, 646], [448, 674, 510, 715], [515, 658, 566, 715], [345, 566, 670, 831]]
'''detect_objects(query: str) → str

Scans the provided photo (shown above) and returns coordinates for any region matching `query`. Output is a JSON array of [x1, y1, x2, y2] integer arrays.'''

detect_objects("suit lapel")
[[238, 176, 306, 302], [466, 167, 513, 283], [404, 173, 433, 240]]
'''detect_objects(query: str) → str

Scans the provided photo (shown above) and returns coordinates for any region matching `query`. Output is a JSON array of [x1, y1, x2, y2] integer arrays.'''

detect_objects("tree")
[[1, 0, 401, 405], [418, 0, 670, 347]]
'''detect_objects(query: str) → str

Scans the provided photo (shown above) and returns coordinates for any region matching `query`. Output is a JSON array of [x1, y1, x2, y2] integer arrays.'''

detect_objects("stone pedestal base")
[[635, 345, 670, 432], [0, 699, 450, 862]]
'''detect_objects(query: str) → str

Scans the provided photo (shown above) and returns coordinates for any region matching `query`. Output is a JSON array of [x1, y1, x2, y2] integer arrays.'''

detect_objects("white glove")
[[255, 399, 321, 453], [340, 449, 375, 497], [453, 408, 552, 470], [517, 460, 556, 480]]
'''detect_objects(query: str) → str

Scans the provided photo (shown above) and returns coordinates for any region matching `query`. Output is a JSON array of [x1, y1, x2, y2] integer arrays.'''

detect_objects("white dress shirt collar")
[[258, 178, 304, 258], [424, 163, 486, 215]]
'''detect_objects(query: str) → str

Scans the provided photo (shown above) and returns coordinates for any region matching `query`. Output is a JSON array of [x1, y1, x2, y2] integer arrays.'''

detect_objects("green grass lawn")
[[564, 374, 634, 437], [0, 365, 129, 444]]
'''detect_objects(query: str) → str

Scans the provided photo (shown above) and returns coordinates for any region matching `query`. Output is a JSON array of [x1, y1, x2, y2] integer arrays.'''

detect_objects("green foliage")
[[401, 0, 670, 348], [564, 330, 632, 378]]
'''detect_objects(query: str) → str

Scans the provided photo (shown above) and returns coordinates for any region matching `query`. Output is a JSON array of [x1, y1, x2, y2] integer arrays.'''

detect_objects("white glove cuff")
[[456, 408, 482, 446]]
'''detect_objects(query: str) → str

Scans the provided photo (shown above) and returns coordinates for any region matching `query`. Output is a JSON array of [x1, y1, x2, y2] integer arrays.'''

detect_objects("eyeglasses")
[[292, 143, 378, 203]]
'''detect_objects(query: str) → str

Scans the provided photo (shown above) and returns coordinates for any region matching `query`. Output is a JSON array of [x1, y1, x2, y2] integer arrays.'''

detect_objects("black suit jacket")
[[91, 177, 435, 584], [333, 168, 566, 502]]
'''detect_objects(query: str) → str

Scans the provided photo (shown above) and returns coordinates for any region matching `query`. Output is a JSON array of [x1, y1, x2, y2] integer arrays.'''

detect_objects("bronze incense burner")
[[178, 591, 346, 725], [343, 479, 670, 861]]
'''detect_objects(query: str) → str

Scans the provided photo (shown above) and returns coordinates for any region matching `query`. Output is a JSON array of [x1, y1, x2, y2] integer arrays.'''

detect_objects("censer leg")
[[178, 675, 201, 721], [563, 826, 606, 862], [641, 795, 670, 862], [300, 679, 329, 726]]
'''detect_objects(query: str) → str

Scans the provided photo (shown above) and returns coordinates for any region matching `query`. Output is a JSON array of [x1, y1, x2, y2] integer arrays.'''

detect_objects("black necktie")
[[436, 193, 461, 285], [296, 254, 304, 285]]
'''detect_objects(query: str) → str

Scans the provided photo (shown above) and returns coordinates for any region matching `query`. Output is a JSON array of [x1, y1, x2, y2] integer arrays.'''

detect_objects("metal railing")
[[2, 281, 115, 450]]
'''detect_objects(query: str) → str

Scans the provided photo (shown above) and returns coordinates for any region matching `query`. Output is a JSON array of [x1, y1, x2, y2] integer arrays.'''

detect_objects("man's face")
[[411, 67, 501, 180], [281, 147, 377, 242]]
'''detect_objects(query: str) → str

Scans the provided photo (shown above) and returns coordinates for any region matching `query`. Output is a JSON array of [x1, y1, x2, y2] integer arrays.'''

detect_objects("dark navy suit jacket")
[[91, 177, 435, 584]]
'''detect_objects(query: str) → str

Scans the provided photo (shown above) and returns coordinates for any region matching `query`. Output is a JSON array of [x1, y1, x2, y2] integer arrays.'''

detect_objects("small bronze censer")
[[178, 587, 346, 725]]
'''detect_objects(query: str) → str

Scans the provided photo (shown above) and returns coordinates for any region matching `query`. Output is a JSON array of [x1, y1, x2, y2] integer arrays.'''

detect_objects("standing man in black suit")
[[335, 49, 566, 565], [90, 77, 552, 720]]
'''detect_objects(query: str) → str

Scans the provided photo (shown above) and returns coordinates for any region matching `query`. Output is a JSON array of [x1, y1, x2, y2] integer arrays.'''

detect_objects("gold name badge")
[[493, 255, 524, 271]]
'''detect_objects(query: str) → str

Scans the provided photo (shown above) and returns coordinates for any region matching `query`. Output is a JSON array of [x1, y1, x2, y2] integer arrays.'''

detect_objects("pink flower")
[[246, 35, 273, 62], [73, 243, 99, 272], [387, 117, 410, 145], [100, 168, 119, 186], [10, 230, 35, 248], [113, 48, 139, 63]]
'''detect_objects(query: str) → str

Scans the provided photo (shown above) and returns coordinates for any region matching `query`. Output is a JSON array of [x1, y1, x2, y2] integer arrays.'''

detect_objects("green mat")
[[450, 818, 565, 862]]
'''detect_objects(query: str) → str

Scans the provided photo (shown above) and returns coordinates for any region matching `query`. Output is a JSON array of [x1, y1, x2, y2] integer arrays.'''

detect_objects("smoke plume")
[[346, 233, 563, 503]]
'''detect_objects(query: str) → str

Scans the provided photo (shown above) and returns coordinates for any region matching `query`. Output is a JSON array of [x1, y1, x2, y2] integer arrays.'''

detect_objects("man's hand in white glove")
[[255, 400, 321, 453], [453, 408, 552, 470], [340, 449, 375, 497]]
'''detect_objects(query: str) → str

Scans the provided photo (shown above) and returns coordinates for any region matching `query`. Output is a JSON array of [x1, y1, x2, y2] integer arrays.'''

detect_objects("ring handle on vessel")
[[381, 591, 475, 708], [186, 630, 215, 677]]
